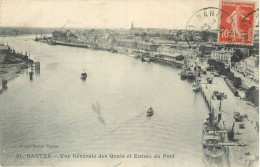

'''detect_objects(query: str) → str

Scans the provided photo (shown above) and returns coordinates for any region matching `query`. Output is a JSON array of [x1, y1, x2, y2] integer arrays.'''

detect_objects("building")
[[52, 31, 68, 42], [245, 55, 259, 77], [130, 22, 146, 34], [52, 30, 78, 43], [211, 49, 234, 64], [157, 45, 175, 54], [116, 39, 137, 48], [153, 38, 176, 45], [137, 42, 160, 52]]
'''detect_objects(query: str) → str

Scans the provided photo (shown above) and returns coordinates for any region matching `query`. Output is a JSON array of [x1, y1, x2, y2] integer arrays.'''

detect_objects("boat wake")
[[92, 102, 105, 125]]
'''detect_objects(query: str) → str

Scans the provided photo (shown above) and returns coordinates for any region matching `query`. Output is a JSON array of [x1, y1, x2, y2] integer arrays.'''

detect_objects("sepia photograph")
[[0, 0, 259, 166]]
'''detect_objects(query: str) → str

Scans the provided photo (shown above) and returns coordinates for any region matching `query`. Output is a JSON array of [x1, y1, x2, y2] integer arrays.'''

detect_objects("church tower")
[[131, 22, 134, 30]]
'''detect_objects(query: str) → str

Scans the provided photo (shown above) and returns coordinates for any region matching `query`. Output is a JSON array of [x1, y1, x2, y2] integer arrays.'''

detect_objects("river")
[[0, 36, 209, 167]]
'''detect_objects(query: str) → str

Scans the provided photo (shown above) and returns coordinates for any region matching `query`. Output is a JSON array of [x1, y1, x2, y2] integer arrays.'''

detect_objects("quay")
[[53, 41, 89, 48], [200, 74, 259, 166], [39, 39, 186, 69], [151, 53, 184, 68]]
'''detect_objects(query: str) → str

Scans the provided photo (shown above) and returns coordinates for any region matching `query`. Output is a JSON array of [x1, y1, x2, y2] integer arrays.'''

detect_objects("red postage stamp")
[[218, 1, 255, 45]]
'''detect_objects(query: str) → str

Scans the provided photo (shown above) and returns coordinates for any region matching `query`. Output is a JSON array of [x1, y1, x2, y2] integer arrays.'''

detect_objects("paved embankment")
[[200, 74, 259, 166]]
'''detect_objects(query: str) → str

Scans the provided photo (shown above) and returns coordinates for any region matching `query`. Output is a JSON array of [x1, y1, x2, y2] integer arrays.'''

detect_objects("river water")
[[0, 36, 209, 167]]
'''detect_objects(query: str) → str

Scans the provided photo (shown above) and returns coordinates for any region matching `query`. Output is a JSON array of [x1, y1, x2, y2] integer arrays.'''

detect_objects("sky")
[[0, 0, 245, 29]]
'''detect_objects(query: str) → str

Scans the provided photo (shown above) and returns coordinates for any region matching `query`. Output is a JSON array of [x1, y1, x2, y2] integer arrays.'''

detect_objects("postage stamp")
[[218, 1, 256, 45]]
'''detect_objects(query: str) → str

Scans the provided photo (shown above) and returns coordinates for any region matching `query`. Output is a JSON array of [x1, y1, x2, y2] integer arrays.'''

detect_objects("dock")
[[200, 74, 259, 166], [54, 41, 89, 48], [152, 56, 184, 68]]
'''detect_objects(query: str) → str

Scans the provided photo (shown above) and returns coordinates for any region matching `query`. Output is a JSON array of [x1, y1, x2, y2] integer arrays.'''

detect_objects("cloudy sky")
[[0, 0, 233, 29]]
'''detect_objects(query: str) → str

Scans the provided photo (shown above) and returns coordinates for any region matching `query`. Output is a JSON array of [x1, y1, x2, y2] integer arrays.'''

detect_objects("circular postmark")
[[185, 7, 234, 46]]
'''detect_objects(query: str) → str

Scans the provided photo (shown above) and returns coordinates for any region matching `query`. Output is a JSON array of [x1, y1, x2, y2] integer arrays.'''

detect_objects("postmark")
[[218, 1, 256, 45], [186, 7, 234, 47]]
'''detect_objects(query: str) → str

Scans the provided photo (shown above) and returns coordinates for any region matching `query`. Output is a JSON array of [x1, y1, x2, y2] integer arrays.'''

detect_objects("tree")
[[232, 49, 244, 62], [140, 32, 147, 39], [215, 61, 225, 72], [176, 30, 182, 37], [222, 67, 230, 76], [199, 45, 206, 57], [233, 77, 242, 88], [245, 86, 259, 106], [208, 59, 216, 67], [201, 31, 209, 41], [227, 71, 234, 81], [231, 55, 240, 62]]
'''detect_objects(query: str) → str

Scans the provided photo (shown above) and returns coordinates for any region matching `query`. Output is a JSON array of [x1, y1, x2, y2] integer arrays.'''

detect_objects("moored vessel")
[[180, 71, 187, 79], [192, 82, 200, 92], [187, 71, 195, 80]]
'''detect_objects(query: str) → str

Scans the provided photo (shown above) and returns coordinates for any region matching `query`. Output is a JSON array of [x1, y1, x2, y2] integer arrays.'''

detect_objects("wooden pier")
[[29, 62, 40, 80]]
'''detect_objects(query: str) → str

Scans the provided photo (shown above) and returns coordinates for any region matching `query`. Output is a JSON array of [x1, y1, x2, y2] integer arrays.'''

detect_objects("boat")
[[202, 134, 224, 159], [144, 57, 150, 61], [180, 71, 187, 79], [81, 70, 87, 79], [192, 82, 200, 92], [48, 40, 56, 45], [186, 71, 195, 80], [147, 107, 154, 117], [34, 33, 39, 41], [111, 49, 117, 53], [141, 56, 150, 62], [192, 63, 200, 91], [38, 38, 48, 43], [127, 51, 138, 58], [202, 113, 225, 163]]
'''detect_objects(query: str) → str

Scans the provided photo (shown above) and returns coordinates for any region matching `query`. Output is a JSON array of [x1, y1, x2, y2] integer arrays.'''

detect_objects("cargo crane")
[[60, 20, 70, 32]]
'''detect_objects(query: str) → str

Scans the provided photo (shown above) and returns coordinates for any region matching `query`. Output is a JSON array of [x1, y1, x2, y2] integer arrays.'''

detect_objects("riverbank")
[[0, 63, 34, 91], [0, 70, 18, 86], [38, 39, 185, 69]]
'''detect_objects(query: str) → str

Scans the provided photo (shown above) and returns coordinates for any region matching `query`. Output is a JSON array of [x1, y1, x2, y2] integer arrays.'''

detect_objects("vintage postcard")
[[0, 0, 259, 167]]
